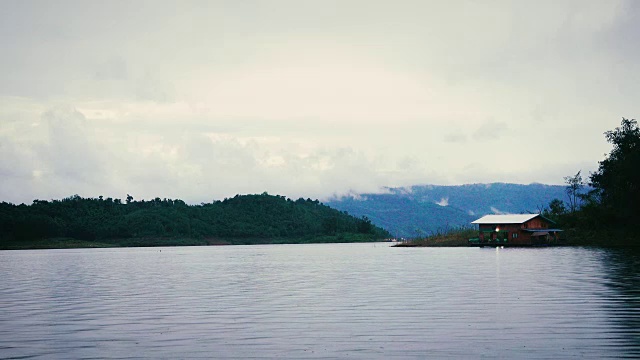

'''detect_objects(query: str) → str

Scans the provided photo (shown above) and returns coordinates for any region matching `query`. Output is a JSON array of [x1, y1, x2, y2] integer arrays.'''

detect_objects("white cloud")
[[0, 103, 394, 203], [435, 197, 449, 207]]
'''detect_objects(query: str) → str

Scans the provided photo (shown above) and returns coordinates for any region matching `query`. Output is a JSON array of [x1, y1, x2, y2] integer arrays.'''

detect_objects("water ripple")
[[1, 245, 639, 359]]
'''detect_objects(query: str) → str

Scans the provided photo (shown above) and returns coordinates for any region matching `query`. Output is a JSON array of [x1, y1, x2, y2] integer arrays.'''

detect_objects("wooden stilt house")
[[469, 214, 562, 246]]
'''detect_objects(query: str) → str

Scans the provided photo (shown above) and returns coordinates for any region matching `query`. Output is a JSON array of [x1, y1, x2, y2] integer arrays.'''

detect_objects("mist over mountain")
[[326, 183, 566, 238]]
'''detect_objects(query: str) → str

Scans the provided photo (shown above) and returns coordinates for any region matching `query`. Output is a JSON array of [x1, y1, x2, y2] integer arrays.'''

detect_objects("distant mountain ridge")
[[325, 183, 566, 238]]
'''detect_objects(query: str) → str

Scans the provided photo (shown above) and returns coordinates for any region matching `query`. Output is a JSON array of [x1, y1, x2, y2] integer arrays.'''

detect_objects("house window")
[[513, 233, 518, 239]]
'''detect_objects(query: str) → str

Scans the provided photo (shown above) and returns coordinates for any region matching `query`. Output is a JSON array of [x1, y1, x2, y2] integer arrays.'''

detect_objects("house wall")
[[475, 216, 557, 246], [522, 217, 549, 229], [517, 232, 533, 245], [478, 223, 528, 245]]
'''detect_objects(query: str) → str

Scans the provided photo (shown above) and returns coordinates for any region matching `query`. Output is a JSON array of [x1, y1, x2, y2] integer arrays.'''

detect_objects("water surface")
[[1, 244, 639, 359]]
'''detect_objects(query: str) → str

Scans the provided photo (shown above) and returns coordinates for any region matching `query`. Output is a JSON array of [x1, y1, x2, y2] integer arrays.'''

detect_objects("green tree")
[[590, 118, 640, 224], [322, 216, 338, 235], [357, 216, 373, 234], [563, 170, 584, 213], [545, 198, 567, 221]]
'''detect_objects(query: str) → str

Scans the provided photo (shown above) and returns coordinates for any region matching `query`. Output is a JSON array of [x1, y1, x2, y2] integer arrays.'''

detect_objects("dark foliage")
[[544, 118, 639, 247], [0, 193, 390, 249], [590, 118, 640, 225]]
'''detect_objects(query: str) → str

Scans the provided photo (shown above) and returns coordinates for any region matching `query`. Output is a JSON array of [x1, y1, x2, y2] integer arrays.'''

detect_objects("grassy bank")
[[0, 233, 385, 250], [393, 227, 638, 249], [0, 238, 122, 250], [393, 227, 477, 247]]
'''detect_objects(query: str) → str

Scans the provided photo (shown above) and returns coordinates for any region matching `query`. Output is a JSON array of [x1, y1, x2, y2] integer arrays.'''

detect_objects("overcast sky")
[[1, 0, 638, 204]]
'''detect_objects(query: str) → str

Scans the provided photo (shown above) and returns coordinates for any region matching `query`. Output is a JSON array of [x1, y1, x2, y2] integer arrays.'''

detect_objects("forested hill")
[[0, 193, 391, 249]]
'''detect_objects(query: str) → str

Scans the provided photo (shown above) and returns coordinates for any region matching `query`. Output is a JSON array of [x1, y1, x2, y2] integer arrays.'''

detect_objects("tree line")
[[0, 192, 391, 248], [542, 118, 639, 247]]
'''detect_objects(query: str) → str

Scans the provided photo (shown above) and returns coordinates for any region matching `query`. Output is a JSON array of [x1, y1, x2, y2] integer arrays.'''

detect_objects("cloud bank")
[[1, 1, 638, 203]]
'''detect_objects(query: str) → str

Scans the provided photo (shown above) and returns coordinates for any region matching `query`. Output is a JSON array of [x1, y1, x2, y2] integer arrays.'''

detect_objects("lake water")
[[1, 243, 639, 359]]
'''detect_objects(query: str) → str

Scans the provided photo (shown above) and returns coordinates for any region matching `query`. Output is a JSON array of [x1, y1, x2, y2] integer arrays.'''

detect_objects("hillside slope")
[[0, 193, 391, 249]]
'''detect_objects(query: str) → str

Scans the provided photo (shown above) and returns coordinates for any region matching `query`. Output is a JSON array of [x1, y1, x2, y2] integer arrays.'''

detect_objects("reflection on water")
[[598, 248, 640, 353], [1, 244, 639, 359]]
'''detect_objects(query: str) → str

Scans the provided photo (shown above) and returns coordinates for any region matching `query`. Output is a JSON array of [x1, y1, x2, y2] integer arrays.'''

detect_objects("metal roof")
[[471, 214, 540, 224]]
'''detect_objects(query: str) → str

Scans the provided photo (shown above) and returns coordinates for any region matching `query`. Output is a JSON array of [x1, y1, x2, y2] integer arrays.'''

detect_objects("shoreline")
[[0, 234, 388, 250]]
